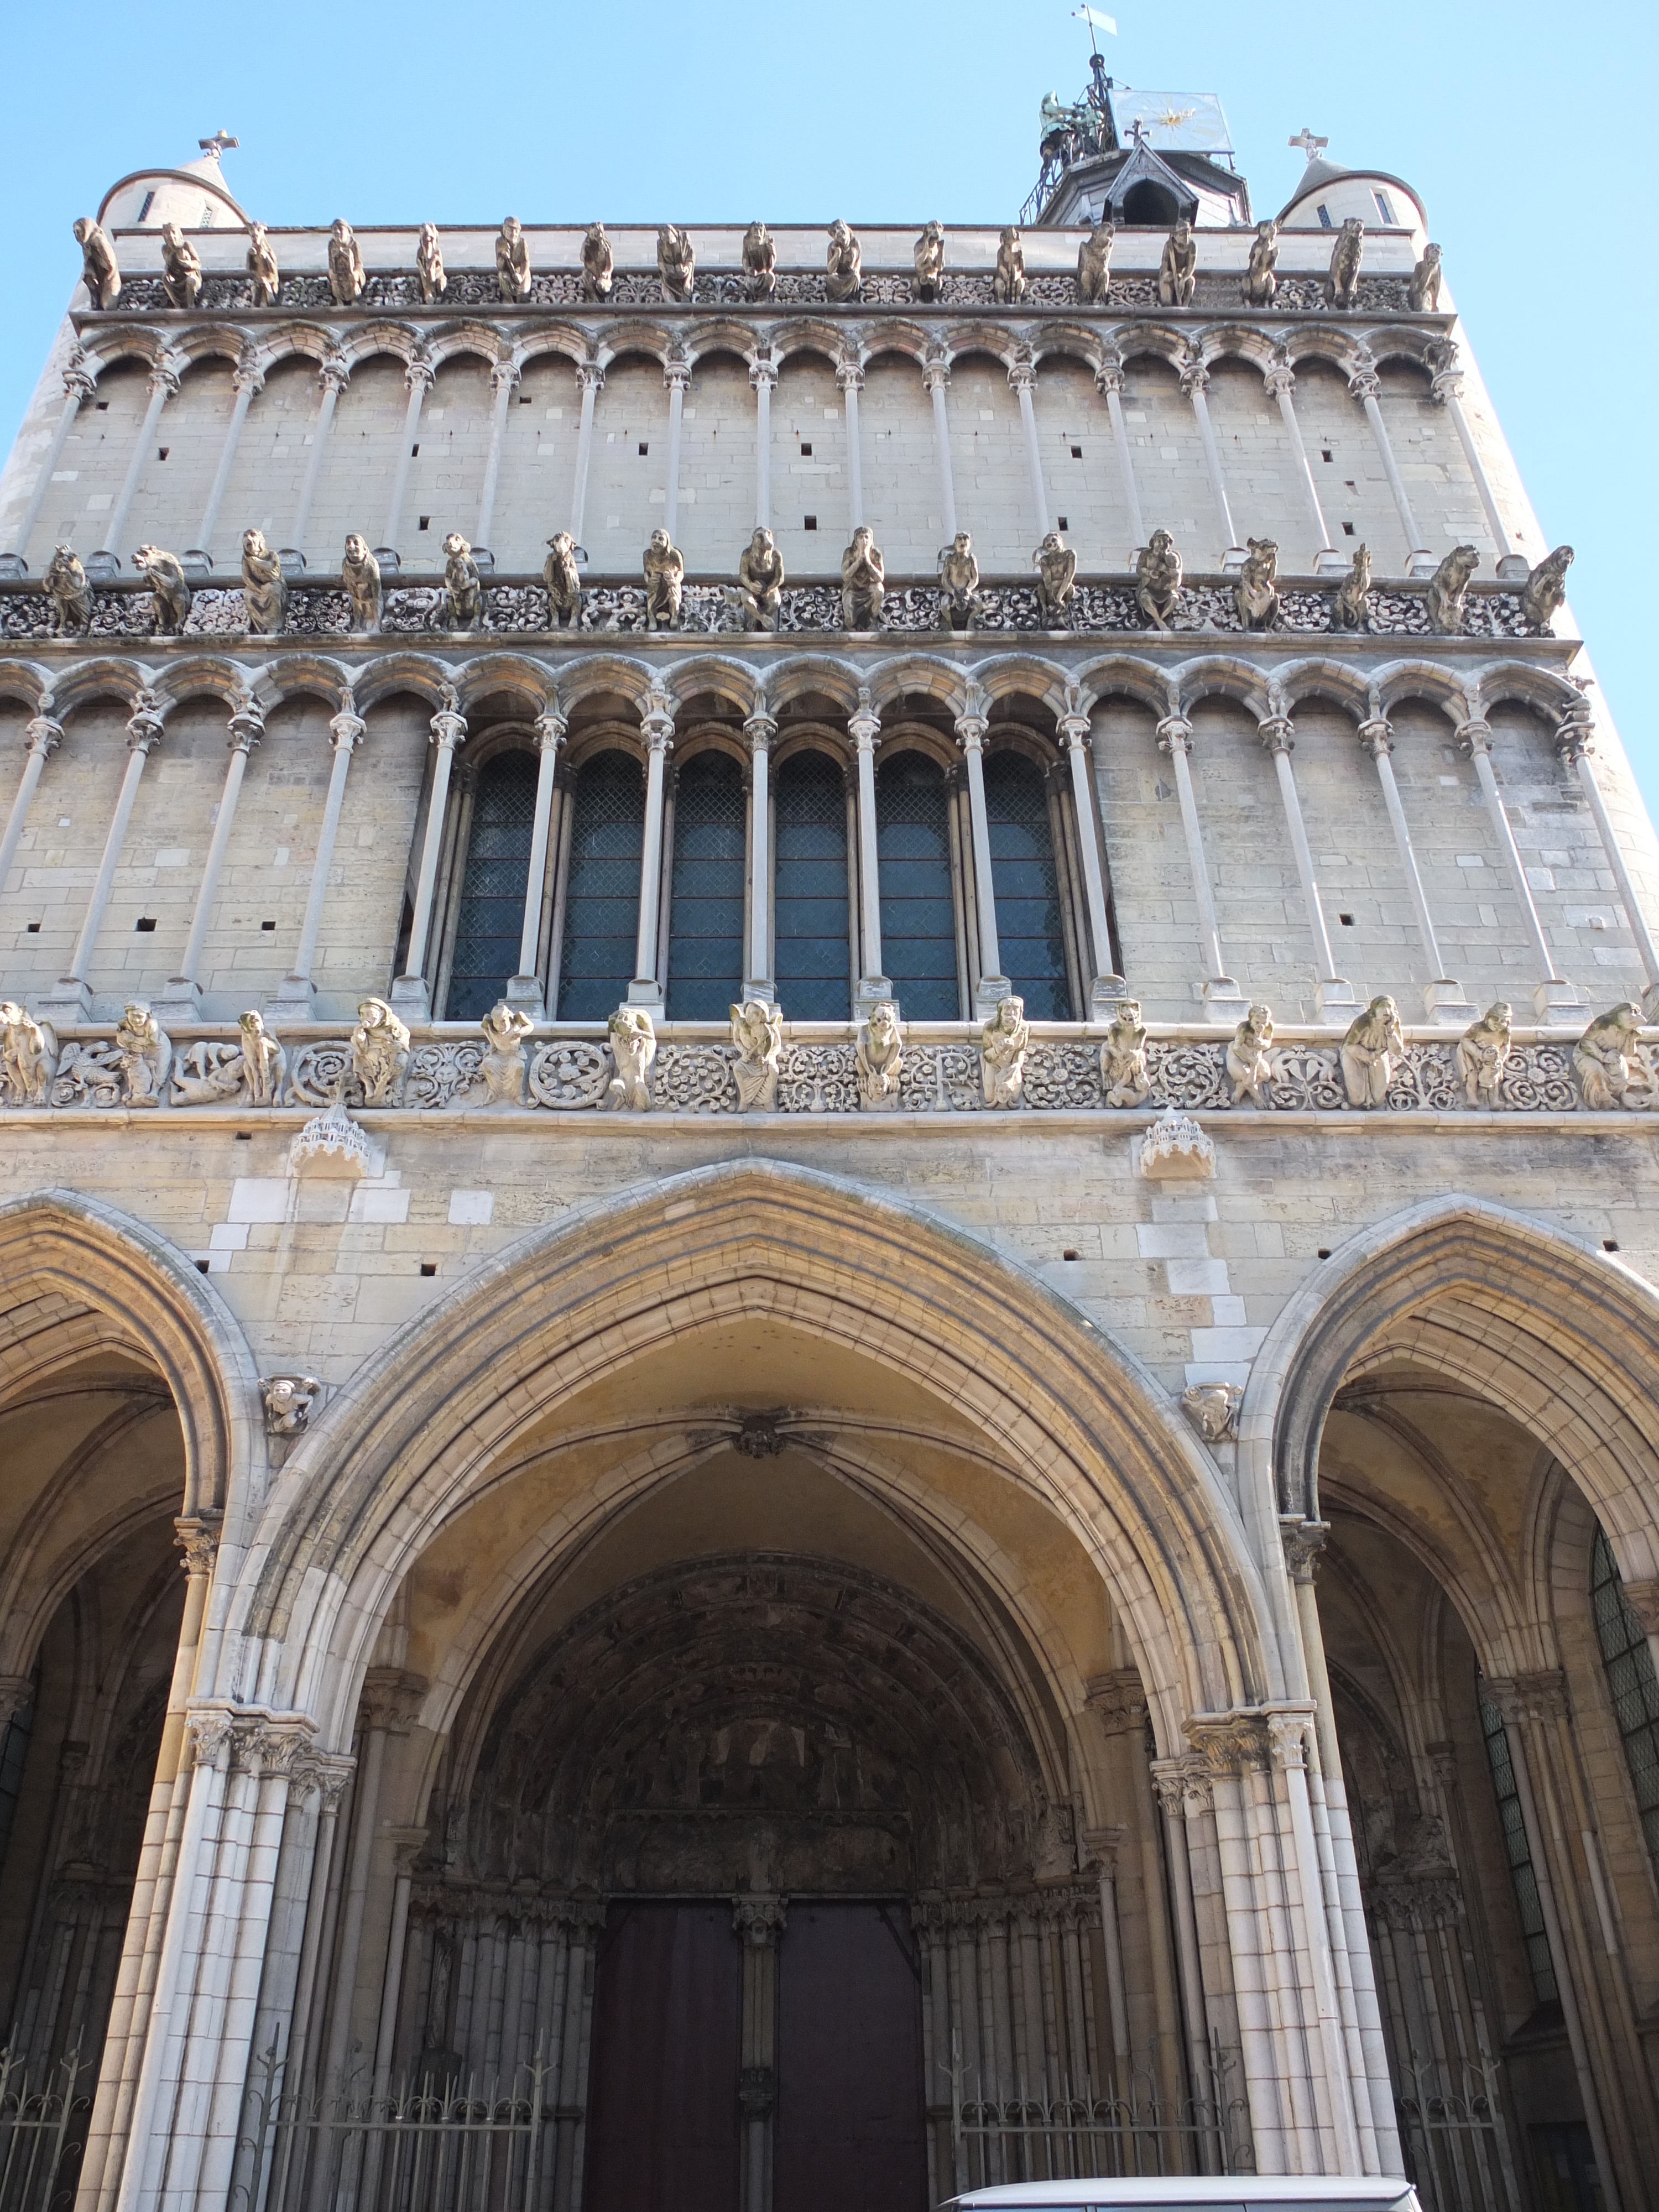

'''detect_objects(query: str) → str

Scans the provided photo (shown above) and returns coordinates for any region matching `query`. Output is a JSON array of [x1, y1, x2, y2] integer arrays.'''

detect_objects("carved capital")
[[733, 1894, 787, 1946], [174, 1515, 220, 1577], [1178, 355, 1209, 399], [921, 359, 951, 397], [126, 697, 166, 754], [149, 360, 183, 403], [1262, 362, 1296, 401], [328, 711, 367, 754], [489, 359, 521, 397], [835, 359, 865, 394], [185, 1703, 236, 1768], [953, 713, 988, 755], [1008, 359, 1037, 394], [1095, 359, 1125, 397], [405, 355, 437, 395], [290, 1749, 354, 1809], [1554, 713, 1595, 765], [849, 686, 881, 752], [663, 360, 692, 394], [227, 703, 265, 755], [534, 709, 567, 754], [429, 697, 468, 752], [1620, 1579, 1659, 1636], [360, 1667, 429, 1733], [1085, 1669, 1150, 1739], [1430, 369, 1465, 405], [743, 711, 778, 757], [1149, 1752, 1212, 1815], [63, 364, 97, 405], [318, 354, 351, 397], [576, 361, 606, 395], [1185, 1709, 1274, 1776], [1348, 364, 1382, 402], [1357, 717, 1394, 760], [24, 716, 64, 760], [1258, 715, 1295, 758], [1156, 714, 1193, 758], [233, 356, 266, 400], [1279, 1516, 1330, 1583], [1265, 1705, 1317, 1771], [1081, 1823, 1125, 1877], [748, 358, 779, 393], [1424, 1739, 1460, 1790], [1483, 1670, 1570, 1728], [1457, 717, 1493, 758], [1058, 712, 1091, 754]]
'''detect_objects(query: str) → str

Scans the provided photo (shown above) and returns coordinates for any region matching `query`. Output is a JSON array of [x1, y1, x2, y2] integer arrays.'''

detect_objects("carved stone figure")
[[1101, 1002, 1150, 1108], [856, 1001, 904, 1109], [1235, 538, 1280, 631], [235, 1009, 286, 1104], [825, 220, 862, 302], [442, 533, 483, 629], [173, 1011, 284, 1107], [1575, 1003, 1649, 1111], [731, 998, 784, 1111], [1135, 530, 1184, 630], [1139, 1107, 1216, 1180], [351, 998, 410, 1105], [1522, 545, 1574, 632], [743, 221, 777, 301], [133, 546, 191, 634], [1340, 995, 1403, 1108], [247, 222, 280, 306], [841, 527, 885, 629], [327, 219, 366, 306], [993, 226, 1026, 304], [658, 225, 695, 302], [581, 222, 614, 300], [260, 1374, 321, 1437], [1243, 220, 1279, 307], [1226, 1003, 1274, 1106], [606, 1006, 656, 1110], [1034, 533, 1078, 622], [74, 217, 121, 309], [1408, 242, 1442, 313], [416, 223, 446, 302], [44, 546, 91, 636], [496, 217, 531, 302], [1076, 219, 1113, 305], [731, 528, 785, 631], [241, 528, 287, 634], [342, 534, 382, 632], [1157, 221, 1196, 308], [480, 1002, 534, 1105], [1326, 217, 1364, 309], [113, 1003, 172, 1107], [1455, 1002, 1512, 1109], [643, 528, 684, 630], [1425, 545, 1479, 634], [0, 1003, 57, 1105], [980, 995, 1029, 1108], [912, 222, 946, 301], [1181, 1381, 1242, 1444], [938, 532, 980, 630], [544, 532, 582, 628], [159, 222, 202, 309], [1330, 544, 1371, 631]]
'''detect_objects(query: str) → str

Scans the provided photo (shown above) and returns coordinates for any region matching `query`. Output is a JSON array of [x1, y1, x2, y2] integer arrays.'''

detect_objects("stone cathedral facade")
[[0, 76, 1657, 2212]]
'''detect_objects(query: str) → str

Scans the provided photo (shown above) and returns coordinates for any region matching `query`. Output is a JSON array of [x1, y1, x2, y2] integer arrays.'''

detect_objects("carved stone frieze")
[[1084, 1669, 1150, 1739]]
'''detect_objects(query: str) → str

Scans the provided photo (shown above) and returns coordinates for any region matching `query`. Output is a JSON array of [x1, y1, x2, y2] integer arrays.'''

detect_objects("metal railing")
[[0, 2047, 91, 2212], [947, 2048, 1249, 2189], [1395, 2054, 1517, 2212]]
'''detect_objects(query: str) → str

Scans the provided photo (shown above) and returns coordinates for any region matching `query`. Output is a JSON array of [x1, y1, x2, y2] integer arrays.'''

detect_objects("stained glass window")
[[774, 749, 851, 1019], [877, 751, 958, 1020], [557, 750, 644, 1019], [448, 749, 536, 1021], [984, 750, 1072, 1020], [1477, 1674, 1557, 2002], [1590, 1526, 1659, 1880], [666, 750, 745, 1019]]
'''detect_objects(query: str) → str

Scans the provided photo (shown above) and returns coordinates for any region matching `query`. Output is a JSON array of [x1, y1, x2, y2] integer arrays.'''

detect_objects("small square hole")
[[158, 446, 169, 461], [95, 400, 109, 411], [1070, 444, 1082, 458], [260, 920, 276, 931], [638, 441, 649, 456], [801, 441, 813, 456], [418, 515, 430, 530], [419, 1261, 437, 1277], [1317, 1247, 1332, 1260], [1321, 448, 1333, 462], [195, 1259, 211, 1274], [1338, 912, 1355, 926], [235, 1131, 253, 1141], [1342, 521, 1357, 535], [1057, 515, 1068, 531], [1604, 1239, 1620, 1252], [804, 514, 817, 530], [135, 916, 157, 933], [519, 394, 533, 404], [1062, 1249, 1080, 1261], [25, 922, 39, 934], [410, 443, 419, 456]]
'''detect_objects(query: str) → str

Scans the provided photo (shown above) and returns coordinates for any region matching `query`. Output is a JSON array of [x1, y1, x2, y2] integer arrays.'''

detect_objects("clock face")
[[1108, 88, 1233, 153]]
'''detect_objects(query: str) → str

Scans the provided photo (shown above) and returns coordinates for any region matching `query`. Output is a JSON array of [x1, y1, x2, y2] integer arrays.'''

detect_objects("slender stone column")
[[1356, 717, 1472, 1021], [662, 358, 690, 543], [273, 709, 366, 1013], [380, 353, 435, 558], [750, 357, 776, 529], [472, 357, 519, 555], [1430, 347, 1524, 575], [734, 1898, 786, 2212], [100, 360, 181, 568], [923, 357, 957, 539], [1156, 716, 1245, 1022], [44, 694, 165, 1016], [160, 698, 263, 1010], [1096, 355, 1146, 560], [849, 690, 889, 1006], [1180, 355, 1243, 567], [1458, 717, 1584, 1015], [1009, 356, 1051, 539], [2, 356, 96, 571], [1149, 1759, 1223, 2162], [956, 693, 1009, 1018], [1259, 716, 1356, 1016], [744, 711, 776, 1001], [1349, 359, 1433, 575], [505, 707, 566, 1010], [1555, 711, 1659, 1016], [0, 713, 62, 894], [628, 686, 674, 1009], [836, 358, 865, 529], [392, 690, 467, 1018], [285, 354, 349, 567], [1264, 359, 1339, 572], [192, 354, 264, 564], [567, 363, 604, 546], [1058, 713, 1120, 1013]]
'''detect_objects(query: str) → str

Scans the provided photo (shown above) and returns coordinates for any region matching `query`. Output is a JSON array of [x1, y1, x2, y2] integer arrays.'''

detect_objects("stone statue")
[[241, 528, 287, 634], [1340, 995, 1403, 1108], [825, 220, 863, 302], [856, 1000, 904, 1109], [1135, 530, 1184, 630], [247, 221, 280, 306], [1408, 242, 1442, 313], [260, 1373, 321, 1437], [0, 1002, 58, 1105], [1243, 220, 1279, 307], [236, 1009, 286, 1105], [44, 546, 92, 637], [743, 221, 777, 301], [327, 219, 366, 306], [1522, 545, 1574, 632], [479, 1001, 534, 1104], [416, 223, 446, 302], [113, 1002, 172, 1107], [1181, 1381, 1242, 1444], [606, 1006, 656, 1110], [1157, 221, 1196, 308], [938, 532, 980, 630], [581, 222, 614, 300], [544, 531, 582, 628], [841, 527, 885, 629], [1455, 1002, 1512, 1109], [1034, 532, 1078, 622], [443, 533, 483, 629], [1426, 544, 1478, 634], [351, 998, 409, 1105], [496, 216, 531, 302], [658, 225, 695, 302], [979, 995, 1029, 1108], [912, 222, 946, 301], [643, 528, 684, 630], [1574, 1003, 1649, 1111], [733, 527, 785, 631], [342, 534, 382, 632], [993, 226, 1026, 304], [134, 546, 192, 634], [1101, 1001, 1150, 1108], [1226, 1003, 1274, 1106], [74, 217, 121, 310], [1235, 538, 1280, 631], [1076, 219, 1113, 305], [1325, 217, 1364, 310], [730, 998, 784, 1110], [160, 222, 202, 309], [1330, 544, 1371, 631]]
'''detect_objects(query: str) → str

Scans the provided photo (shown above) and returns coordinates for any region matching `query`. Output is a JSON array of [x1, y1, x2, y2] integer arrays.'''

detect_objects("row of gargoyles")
[[1141, 218, 1442, 315], [40, 528, 353, 637]]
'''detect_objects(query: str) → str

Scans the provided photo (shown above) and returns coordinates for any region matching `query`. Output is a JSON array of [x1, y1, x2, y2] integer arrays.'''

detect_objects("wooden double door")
[[584, 1900, 928, 2212]]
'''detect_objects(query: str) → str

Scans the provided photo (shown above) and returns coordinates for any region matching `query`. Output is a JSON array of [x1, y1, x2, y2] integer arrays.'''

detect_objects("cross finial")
[[1288, 128, 1328, 162], [199, 129, 239, 160]]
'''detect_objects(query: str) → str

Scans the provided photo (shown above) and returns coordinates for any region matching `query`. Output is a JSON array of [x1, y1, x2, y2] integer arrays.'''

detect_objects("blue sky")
[[3, 1, 1650, 800]]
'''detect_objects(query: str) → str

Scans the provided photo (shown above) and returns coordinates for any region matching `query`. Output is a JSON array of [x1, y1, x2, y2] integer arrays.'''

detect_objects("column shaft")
[[473, 361, 518, 552], [850, 702, 886, 997], [6, 373, 92, 567], [166, 706, 263, 1003], [102, 366, 179, 564], [381, 359, 434, 554], [745, 714, 775, 999], [56, 703, 165, 1010], [1157, 717, 1242, 1016], [396, 697, 468, 1011], [1010, 363, 1050, 538], [277, 712, 364, 1009], [1561, 723, 1659, 1004], [751, 361, 775, 529], [1182, 365, 1240, 561], [837, 362, 865, 529], [629, 697, 674, 1006], [510, 711, 565, 1003], [1060, 717, 1116, 1007], [662, 363, 688, 543], [286, 362, 348, 561], [1261, 720, 1353, 1013], [568, 365, 603, 545], [195, 364, 262, 560], [1460, 719, 1579, 1012], [1437, 371, 1514, 568], [924, 362, 957, 540], [1098, 366, 1145, 559], [1359, 719, 1469, 1019], [1353, 369, 1430, 571], [0, 717, 61, 894], [957, 709, 1006, 1007], [1266, 367, 1336, 565]]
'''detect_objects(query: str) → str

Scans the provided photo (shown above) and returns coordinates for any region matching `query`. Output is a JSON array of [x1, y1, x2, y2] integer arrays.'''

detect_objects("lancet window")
[[1589, 1526, 1659, 1881], [1477, 1674, 1558, 2004], [557, 749, 644, 1019]]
